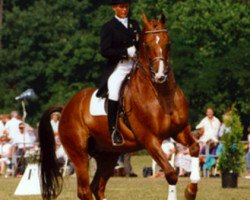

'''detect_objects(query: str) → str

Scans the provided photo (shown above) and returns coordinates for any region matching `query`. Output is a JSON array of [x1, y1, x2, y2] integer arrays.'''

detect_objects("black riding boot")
[[108, 99, 124, 146]]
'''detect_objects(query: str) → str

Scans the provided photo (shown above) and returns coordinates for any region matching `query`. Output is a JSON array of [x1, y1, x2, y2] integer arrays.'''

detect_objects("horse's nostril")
[[158, 76, 165, 82]]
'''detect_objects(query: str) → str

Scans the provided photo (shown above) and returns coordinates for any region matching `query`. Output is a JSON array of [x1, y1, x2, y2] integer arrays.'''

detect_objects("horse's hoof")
[[184, 187, 196, 200]]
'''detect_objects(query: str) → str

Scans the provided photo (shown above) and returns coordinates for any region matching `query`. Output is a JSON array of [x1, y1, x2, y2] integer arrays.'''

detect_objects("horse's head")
[[140, 14, 171, 84]]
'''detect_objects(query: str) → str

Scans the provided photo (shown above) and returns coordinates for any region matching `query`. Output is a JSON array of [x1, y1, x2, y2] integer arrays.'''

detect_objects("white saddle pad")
[[89, 90, 107, 116]]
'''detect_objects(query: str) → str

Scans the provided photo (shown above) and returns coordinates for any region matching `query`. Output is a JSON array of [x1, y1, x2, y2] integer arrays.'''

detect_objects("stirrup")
[[111, 129, 124, 146]]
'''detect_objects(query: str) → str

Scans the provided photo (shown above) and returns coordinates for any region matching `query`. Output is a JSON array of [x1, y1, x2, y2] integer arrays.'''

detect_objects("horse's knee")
[[77, 188, 93, 200], [189, 142, 200, 157], [165, 170, 178, 185]]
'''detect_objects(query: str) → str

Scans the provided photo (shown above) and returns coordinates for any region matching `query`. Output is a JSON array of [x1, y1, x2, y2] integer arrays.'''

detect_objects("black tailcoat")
[[96, 17, 140, 97]]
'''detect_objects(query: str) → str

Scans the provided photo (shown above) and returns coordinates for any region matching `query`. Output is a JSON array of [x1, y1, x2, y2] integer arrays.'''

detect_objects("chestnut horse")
[[39, 14, 200, 200]]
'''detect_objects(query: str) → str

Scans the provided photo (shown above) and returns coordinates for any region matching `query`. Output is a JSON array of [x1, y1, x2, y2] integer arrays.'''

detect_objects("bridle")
[[143, 29, 170, 83]]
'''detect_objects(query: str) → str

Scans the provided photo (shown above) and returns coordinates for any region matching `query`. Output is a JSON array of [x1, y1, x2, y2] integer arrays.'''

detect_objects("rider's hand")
[[127, 46, 136, 58]]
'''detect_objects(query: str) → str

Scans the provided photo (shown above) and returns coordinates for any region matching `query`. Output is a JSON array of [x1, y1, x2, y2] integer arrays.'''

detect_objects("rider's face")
[[112, 3, 130, 18]]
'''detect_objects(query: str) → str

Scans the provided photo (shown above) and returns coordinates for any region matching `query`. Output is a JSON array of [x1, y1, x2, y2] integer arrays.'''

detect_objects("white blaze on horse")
[[38, 13, 200, 200]]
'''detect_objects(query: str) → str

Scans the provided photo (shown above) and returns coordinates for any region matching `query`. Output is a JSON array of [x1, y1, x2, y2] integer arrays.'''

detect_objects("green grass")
[[1, 155, 250, 200]]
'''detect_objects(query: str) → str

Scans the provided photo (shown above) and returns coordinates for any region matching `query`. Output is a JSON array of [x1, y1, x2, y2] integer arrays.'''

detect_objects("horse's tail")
[[38, 106, 64, 200]]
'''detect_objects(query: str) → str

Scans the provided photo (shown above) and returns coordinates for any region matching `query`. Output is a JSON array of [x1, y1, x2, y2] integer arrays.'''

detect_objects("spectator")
[[152, 139, 175, 177], [50, 112, 60, 136], [0, 135, 12, 176], [0, 115, 5, 137], [116, 153, 138, 177], [12, 122, 36, 176], [50, 112, 74, 175], [218, 112, 231, 139], [175, 143, 191, 177], [196, 107, 221, 144], [245, 126, 250, 179], [4, 111, 22, 143]]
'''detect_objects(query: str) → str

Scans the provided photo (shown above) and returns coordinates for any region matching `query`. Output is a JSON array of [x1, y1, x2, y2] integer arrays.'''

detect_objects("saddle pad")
[[89, 90, 107, 116]]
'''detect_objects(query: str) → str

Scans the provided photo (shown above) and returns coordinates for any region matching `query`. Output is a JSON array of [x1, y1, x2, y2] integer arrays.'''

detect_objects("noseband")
[[143, 29, 169, 83]]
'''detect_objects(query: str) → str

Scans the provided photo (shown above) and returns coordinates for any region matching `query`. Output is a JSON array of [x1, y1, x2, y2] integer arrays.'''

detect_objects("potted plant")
[[218, 106, 245, 188]]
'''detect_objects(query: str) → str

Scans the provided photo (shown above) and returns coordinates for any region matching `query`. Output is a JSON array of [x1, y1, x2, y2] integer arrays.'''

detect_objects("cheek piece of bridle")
[[143, 29, 170, 83]]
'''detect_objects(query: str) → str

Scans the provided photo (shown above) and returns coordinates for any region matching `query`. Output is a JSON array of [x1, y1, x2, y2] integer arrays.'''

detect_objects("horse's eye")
[[144, 44, 150, 50], [166, 42, 171, 50]]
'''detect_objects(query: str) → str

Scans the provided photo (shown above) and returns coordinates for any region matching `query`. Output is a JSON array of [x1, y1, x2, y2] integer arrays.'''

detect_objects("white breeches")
[[108, 59, 133, 101]]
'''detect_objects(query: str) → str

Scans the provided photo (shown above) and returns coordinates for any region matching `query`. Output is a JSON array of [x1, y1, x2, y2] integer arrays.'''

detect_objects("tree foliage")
[[0, 0, 249, 131]]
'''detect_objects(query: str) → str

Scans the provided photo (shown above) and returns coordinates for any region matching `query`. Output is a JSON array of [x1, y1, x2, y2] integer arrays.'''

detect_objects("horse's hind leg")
[[173, 125, 200, 200], [90, 152, 119, 200], [60, 127, 93, 200], [70, 148, 93, 200]]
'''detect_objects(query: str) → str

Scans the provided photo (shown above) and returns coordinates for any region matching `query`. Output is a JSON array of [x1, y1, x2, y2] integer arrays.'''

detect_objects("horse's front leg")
[[174, 125, 200, 200], [144, 136, 178, 200]]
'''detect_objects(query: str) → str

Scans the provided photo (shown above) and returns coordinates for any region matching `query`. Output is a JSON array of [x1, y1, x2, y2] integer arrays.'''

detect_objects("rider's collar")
[[115, 15, 128, 28]]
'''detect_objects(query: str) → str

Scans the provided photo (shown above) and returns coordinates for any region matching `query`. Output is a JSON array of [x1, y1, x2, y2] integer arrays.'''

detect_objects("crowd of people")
[[0, 106, 249, 180], [149, 107, 250, 179], [0, 111, 37, 177], [0, 110, 73, 178]]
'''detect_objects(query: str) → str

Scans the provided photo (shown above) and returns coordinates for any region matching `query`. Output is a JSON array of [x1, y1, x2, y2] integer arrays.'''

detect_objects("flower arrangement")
[[24, 146, 40, 164]]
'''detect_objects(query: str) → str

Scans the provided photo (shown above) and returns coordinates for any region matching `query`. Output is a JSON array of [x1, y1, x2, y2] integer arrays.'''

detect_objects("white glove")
[[127, 46, 136, 58]]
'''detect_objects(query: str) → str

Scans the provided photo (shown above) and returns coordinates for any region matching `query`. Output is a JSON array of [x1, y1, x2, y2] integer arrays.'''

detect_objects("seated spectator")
[[116, 153, 137, 177], [152, 139, 176, 178], [0, 135, 12, 176], [200, 140, 222, 177], [56, 143, 74, 176], [12, 122, 36, 176], [0, 115, 5, 137], [175, 143, 191, 177]]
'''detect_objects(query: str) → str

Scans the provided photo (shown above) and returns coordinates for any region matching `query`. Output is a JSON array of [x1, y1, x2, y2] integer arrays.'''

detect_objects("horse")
[[38, 13, 200, 200]]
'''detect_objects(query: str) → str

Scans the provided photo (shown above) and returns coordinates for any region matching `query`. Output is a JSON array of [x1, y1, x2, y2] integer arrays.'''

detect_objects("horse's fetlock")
[[165, 171, 178, 185]]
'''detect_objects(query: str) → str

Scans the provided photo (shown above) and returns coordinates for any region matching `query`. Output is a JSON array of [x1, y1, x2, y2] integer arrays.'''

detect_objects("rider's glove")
[[127, 46, 136, 58]]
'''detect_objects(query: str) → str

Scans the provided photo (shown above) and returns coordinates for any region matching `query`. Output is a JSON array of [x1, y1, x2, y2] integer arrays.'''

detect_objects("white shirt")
[[161, 140, 175, 155], [4, 117, 22, 140], [0, 121, 4, 137], [196, 116, 221, 143], [0, 142, 12, 164], [115, 15, 128, 28], [50, 120, 59, 133], [13, 131, 36, 149], [0, 142, 12, 157]]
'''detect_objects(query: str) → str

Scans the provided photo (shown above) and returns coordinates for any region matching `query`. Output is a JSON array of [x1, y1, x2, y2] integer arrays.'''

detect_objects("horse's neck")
[[135, 61, 177, 113], [154, 70, 177, 112]]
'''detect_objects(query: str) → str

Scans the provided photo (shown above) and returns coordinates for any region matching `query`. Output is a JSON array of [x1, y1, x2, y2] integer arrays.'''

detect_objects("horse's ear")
[[159, 13, 166, 24], [142, 13, 150, 27]]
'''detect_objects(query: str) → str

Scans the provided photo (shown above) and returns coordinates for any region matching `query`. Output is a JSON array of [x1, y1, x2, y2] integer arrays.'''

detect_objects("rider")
[[96, 0, 140, 146]]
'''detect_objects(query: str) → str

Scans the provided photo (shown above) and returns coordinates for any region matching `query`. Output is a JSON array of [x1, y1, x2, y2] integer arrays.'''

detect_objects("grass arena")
[[1, 155, 249, 200]]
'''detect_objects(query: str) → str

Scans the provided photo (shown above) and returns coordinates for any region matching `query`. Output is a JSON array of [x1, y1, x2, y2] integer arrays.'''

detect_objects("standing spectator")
[[218, 112, 231, 139], [4, 111, 22, 143], [50, 112, 60, 136], [245, 126, 250, 179], [196, 107, 221, 144]]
